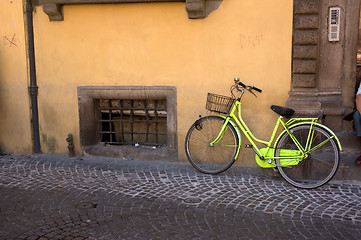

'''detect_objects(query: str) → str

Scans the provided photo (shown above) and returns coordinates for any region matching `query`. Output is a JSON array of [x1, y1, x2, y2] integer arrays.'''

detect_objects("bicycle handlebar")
[[252, 86, 262, 93], [233, 78, 262, 95]]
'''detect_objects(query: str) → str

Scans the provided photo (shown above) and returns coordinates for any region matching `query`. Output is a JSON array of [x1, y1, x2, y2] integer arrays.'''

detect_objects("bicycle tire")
[[185, 116, 239, 174], [275, 124, 340, 189]]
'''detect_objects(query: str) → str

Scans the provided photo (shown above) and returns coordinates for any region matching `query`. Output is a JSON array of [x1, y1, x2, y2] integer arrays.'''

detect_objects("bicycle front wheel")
[[275, 124, 340, 189], [185, 116, 239, 174]]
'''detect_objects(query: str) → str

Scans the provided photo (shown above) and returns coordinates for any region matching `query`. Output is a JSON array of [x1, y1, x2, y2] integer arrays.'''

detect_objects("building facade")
[[0, 0, 359, 165]]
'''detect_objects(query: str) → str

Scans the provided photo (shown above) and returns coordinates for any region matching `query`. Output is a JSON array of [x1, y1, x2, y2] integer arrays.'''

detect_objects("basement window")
[[77, 86, 177, 160], [97, 99, 167, 146]]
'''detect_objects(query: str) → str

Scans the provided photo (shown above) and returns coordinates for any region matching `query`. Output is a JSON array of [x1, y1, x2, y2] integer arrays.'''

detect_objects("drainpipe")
[[26, 0, 41, 153]]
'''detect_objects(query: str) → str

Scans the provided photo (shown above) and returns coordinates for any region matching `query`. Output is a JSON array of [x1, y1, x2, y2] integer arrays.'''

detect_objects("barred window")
[[77, 86, 177, 160], [97, 99, 167, 146]]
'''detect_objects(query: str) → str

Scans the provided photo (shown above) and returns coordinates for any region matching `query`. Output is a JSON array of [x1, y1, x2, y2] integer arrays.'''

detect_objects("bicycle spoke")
[[307, 155, 335, 166]]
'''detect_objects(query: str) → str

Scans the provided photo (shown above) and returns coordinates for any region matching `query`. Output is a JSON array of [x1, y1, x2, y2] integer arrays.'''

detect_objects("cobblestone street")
[[1, 154, 361, 239]]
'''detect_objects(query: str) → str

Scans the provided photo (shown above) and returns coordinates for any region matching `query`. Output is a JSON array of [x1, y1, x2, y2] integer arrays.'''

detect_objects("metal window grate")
[[97, 99, 167, 146]]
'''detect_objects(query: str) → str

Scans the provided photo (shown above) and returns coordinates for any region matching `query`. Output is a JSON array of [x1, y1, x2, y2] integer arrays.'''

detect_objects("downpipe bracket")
[[29, 86, 38, 96]]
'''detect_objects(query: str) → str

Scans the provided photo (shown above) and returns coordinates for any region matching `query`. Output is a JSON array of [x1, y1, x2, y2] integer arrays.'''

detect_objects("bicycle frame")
[[211, 99, 342, 168], [185, 80, 343, 188]]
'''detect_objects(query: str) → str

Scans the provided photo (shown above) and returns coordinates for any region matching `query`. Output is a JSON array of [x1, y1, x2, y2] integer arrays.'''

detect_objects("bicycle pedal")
[[245, 144, 253, 148]]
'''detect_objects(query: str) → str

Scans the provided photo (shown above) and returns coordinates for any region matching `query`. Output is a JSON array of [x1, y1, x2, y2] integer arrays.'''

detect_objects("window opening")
[[97, 99, 167, 146]]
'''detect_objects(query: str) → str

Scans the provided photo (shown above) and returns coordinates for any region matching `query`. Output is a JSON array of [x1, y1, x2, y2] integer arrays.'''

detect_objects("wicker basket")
[[206, 93, 235, 114]]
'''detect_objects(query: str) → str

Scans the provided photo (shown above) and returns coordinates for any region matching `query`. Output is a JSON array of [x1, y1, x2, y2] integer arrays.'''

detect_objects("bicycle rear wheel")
[[185, 116, 239, 174], [275, 124, 339, 189]]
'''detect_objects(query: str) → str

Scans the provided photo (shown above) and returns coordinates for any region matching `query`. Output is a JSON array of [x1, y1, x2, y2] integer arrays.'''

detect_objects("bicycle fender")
[[274, 122, 342, 151], [218, 115, 242, 160]]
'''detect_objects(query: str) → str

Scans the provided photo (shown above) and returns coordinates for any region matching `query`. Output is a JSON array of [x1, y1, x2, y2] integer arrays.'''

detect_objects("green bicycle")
[[185, 78, 342, 189]]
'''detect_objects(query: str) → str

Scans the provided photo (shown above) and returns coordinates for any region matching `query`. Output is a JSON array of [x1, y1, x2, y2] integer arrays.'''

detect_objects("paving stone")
[[1, 154, 361, 239]]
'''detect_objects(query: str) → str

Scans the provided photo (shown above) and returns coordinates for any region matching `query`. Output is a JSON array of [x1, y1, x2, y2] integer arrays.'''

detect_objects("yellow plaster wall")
[[1, 0, 293, 165], [0, 0, 32, 153]]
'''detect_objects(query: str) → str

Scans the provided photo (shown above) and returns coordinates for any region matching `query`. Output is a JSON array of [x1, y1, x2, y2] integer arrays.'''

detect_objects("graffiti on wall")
[[3, 34, 18, 47], [240, 34, 264, 48]]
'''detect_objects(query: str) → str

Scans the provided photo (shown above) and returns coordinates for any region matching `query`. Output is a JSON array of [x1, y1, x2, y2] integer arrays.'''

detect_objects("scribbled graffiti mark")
[[3, 34, 18, 47], [240, 34, 264, 48]]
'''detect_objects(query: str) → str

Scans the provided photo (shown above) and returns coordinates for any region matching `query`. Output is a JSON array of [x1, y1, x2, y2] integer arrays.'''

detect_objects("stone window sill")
[[34, 0, 223, 21]]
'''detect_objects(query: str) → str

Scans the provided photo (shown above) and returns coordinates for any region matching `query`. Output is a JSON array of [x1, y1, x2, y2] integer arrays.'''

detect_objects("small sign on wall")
[[329, 7, 341, 42]]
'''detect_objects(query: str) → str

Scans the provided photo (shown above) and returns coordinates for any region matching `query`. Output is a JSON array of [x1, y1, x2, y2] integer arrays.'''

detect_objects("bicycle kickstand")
[[267, 159, 292, 168]]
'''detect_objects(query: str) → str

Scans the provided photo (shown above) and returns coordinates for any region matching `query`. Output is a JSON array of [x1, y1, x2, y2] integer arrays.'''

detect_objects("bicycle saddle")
[[270, 105, 295, 118]]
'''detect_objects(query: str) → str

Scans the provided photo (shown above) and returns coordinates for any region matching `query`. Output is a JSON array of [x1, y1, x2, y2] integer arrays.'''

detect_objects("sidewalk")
[[225, 151, 361, 185], [335, 152, 361, 183], [1, 154, 361, 239]]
